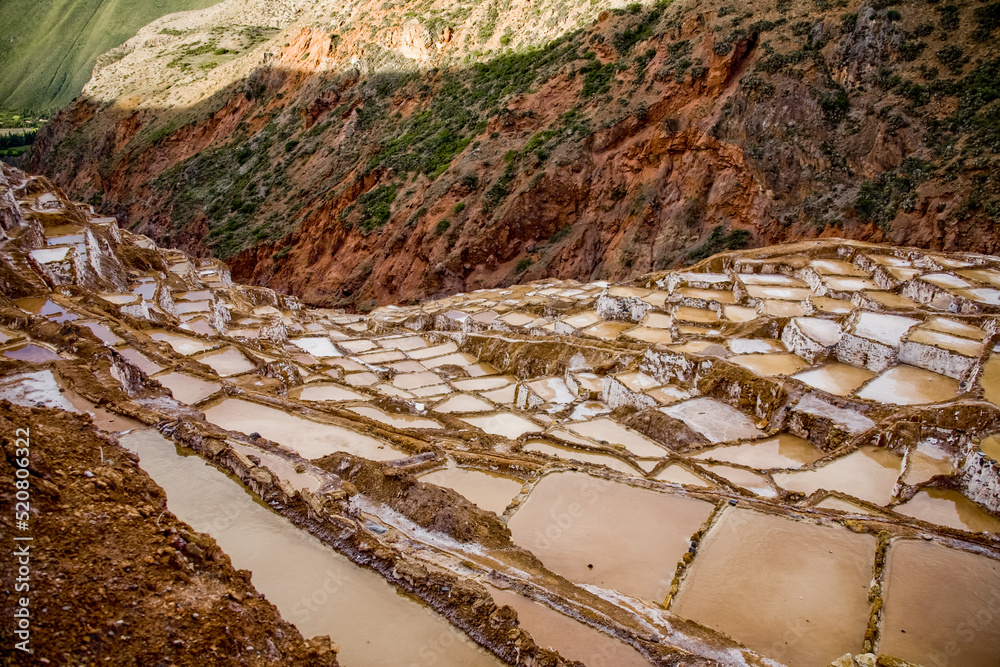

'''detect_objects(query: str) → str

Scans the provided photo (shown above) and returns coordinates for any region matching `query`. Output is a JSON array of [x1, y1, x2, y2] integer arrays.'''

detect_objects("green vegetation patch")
[[0, 0, 220, 113], [687, 225, 752, 261], [356, 184, 398, 233]]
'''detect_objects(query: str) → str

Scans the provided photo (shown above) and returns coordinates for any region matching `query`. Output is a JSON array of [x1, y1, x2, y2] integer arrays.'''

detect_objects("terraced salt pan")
[[702, 464, 776, 497], [880, 540, 1000, 666], [723, 305, 758, 322], [581, 321, 633, 340], [922, 317, 986, 340], [809, 296, 855, 313], [919, 272, 973, 289], [851, 312, 919, 345], [338, 339, 377, 354], [727, 338, 785, 354], [419, 463, 524, 515], [290, 337, 342, 357], [654, 464, 713, 486], [641, 312, 673, 329], [908, 328, 986, 358], [3, 343, 61, 362], [392, 371, 442, 389], [764, 300, 807, 317], [434, 394, 494, 413], [692, 434, 824, 469], [116, 348, 163, 375], [863, 291, 920, 310], [356, 349, 408, 364], [459, 412, 540, 439], [812, 259, 868, 276], [822, 276, 878, 291], [673, 306, 719, 323], [288, 383, 368, 402], [344, 372, 380, 387], [409, 342, 458, 359], [120, 431, 501, 667], [773, 446, 902, 506], [729, 353, 808, 377], [621, 326, 673, 344], [744, 285, 813, 300], [526, 377, 575, 404], [895, 488, 1000, 533], [149, 331, 213, 356], [522, 440, 638, 475], [422, 352, 480, 368], [203, 398, 403, 460], [738, 273, 807, 286], [193, 348, 255, 377], [15, 298, 72, 319], [508, 472, 714, 600], [349, 406, 440, 430], [0, 370, 78, 412], [672, 509, 876, 667], [564, 418, 669, 458], [793, 362, 876, 396], [486, 586, 651, 667], [660, 398, 762, 443], [409, 384, 451, 398], [154, 372, 220, 404], [855, 365, 959, 405], [901, 441, 954, 485]]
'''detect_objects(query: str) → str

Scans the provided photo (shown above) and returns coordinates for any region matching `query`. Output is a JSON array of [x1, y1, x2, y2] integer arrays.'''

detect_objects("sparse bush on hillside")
[[357, 184, 398, 233], [854, 158, 932, 230], [687, 226, 752, 261]]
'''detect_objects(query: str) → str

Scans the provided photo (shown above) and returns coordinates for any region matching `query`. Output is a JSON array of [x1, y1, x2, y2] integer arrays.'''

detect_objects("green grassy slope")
[[0, 0, 220, 114]]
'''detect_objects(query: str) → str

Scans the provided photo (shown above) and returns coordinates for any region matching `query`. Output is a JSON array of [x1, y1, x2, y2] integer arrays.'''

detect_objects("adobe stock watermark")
[[10, 426, 34, 654]]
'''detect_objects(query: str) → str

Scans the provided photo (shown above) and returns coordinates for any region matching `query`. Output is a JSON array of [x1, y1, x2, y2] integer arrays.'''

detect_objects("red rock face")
[[28, 0, 1000, 308]]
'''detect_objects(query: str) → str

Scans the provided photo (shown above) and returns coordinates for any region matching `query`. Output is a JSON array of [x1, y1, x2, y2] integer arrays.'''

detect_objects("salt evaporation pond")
[[120, 430, 502, 667]]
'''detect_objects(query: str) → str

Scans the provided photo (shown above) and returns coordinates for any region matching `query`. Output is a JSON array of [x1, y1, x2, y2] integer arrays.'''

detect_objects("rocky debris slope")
[[27, 0, 1000, 308], [0, 162, 999, 665]]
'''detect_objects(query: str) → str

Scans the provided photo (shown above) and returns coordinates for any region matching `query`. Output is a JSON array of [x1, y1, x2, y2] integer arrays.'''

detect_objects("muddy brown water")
[[148, 330, 214, 356], [78, 321, 123, 346], [692, 434, 823, 469], [288, 383, 368, 402], [773, 446, 902, 506], [192, 348, 256, 376], [485, 586, 651, 667], [419, 463, 524, 515], [2, 343, 61, 362], [672, 508, 876, 667], [793, 362, 875, 397], [202, 398, 404, 461], [522, 439, 639, 476], [154, 372, 220, 405], [855, 365, 959, 405], [894, 489, 1000, 534], [119, 430, 502, 667], [508, 471, 714, 600], [880, 539, 1000, 666]]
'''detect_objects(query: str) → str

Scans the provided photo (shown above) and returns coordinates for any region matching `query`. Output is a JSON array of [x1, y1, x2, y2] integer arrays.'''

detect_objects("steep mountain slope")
[[0, 0, 221, 113], [29, 0, 1000, 308]]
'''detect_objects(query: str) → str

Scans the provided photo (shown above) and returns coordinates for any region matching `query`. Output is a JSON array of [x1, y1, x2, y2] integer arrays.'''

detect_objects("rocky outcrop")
[[27, 0, 1000, 311]]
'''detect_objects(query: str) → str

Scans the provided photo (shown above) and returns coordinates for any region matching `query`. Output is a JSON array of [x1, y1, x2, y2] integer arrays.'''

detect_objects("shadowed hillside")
[[28, 0, 1000, 309]]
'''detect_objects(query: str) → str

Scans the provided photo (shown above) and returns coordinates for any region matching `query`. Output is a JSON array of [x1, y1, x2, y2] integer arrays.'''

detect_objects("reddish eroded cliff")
[[29, 0, 1000, 308]]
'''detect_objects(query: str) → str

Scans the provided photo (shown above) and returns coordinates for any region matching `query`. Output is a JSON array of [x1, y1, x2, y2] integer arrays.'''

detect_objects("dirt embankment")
[[0, 403, 340, 666]]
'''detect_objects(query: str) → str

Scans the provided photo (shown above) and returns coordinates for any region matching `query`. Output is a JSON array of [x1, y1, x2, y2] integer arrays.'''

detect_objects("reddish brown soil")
[[0, 403, 340, 666]]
